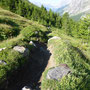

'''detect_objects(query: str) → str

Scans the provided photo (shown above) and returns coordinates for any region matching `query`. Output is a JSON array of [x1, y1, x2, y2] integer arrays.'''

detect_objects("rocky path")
[[6, 42, 51, 90]]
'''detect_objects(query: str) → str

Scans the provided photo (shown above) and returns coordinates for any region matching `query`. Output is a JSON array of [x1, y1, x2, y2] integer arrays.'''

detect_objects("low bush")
[[0, 47, 28, 84], [0, 26, 19, 40], [21, 25, 48, 43]]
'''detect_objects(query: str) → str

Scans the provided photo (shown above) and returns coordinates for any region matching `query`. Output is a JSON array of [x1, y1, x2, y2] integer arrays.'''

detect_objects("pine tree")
[[62, 12, 71, 35]]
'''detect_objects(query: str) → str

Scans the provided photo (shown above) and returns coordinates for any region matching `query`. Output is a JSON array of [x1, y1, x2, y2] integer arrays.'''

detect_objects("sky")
[[29, 0, 71, 9]]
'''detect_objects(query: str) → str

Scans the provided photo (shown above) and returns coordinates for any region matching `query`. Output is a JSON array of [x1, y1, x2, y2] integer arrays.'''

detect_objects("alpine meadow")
[[0, 0, 90, 90]]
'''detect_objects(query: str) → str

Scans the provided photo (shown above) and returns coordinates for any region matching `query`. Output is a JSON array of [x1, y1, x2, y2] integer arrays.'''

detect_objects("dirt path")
[[46, 45, 56, 69], [39, 45, 56, 83]]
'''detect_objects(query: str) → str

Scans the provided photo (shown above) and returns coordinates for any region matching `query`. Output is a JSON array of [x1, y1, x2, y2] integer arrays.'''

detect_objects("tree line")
[[0, 0, 62, 27], [0, 0, 90, 40]]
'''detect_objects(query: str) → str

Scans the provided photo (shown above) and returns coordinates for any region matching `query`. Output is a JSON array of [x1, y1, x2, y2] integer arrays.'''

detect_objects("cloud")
[[29, 0, 71, 8]]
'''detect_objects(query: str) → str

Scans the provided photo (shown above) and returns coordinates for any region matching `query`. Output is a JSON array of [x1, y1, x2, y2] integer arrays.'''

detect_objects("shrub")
[[21, 25, 48, 42], [0, 27, 19, 40], [0, 48, 27, 84], [21, 26, 36, 41]]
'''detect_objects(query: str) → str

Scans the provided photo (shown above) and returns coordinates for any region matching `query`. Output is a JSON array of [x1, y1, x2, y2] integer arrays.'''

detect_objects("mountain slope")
[[56, 5, 68, 15], [0, 7, 47, 47], [0, 0, 62, 27], [64, 0, 90, 16], [56, 0, 90, 20]]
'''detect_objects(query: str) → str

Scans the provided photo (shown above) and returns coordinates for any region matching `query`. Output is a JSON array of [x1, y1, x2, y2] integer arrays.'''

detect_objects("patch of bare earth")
[[46, 45, 56, 69], [39, 45, 56, 83]]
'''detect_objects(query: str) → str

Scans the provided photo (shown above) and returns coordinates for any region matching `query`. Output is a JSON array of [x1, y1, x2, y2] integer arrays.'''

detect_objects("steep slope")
[[0, 7, 47, 41], [0, 7, 49, 89], [0, 0, 62, 27]]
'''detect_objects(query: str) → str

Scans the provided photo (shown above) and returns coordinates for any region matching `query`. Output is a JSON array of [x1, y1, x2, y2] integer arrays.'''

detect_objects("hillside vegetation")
[[0, 7, 48, 88], [0, 0, 90, 40], [0, 0, 90, 90], [42, 33, 90, 90]]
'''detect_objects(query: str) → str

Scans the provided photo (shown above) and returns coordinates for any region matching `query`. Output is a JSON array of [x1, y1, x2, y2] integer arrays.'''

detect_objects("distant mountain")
[[46, 7, 56, 12], [56, 5, 68, 15], [45, 5, 57, 12], [56, 0, 90, 20]]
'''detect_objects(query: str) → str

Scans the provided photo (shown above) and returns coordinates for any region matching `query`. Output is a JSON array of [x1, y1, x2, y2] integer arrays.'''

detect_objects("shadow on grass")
[[0, 18, 19, 27], [5, 41, 51, 90]]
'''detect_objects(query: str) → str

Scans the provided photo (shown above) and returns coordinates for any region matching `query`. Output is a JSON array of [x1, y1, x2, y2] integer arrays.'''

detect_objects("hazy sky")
[[29, 0, 71, 8]]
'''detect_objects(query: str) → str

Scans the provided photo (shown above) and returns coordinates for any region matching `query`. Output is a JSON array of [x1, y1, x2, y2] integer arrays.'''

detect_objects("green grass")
[[0, 7, 48, 47], [48, 28, 90, 60], [0, 47, 28, 84], [41, 29, 90, 90], [0, 7, 48, 86], [0, 7, 48, 41], [0, 7, 90, 89]]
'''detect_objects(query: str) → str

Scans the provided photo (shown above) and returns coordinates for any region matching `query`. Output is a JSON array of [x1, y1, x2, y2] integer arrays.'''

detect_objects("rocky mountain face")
[[56, 0, 90, 19], [64, 0, 90, 16]]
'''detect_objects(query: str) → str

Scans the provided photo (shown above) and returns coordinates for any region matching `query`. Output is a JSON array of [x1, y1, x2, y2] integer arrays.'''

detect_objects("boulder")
[[48, 36, 61, 42], [22, 86, 32, 90], [0, 60, 7, 65], [13, 46, 29, 57], [47, 64, 71, 81]]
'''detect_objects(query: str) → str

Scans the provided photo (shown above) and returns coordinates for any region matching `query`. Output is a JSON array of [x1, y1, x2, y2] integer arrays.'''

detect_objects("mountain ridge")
[[56, 0, 90, 20]]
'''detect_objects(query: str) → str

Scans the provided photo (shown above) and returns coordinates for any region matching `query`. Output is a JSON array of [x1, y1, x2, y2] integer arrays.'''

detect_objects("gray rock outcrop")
[[13, 46, 29, 57], [47, 64, 71, 81], [64, 0, 90, 16]]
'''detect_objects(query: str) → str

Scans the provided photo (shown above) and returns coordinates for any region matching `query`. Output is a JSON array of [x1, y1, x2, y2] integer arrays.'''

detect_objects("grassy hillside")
[[0, 2, 90, 89], [0, 0, 62, 27], [0, 7, 48, 45], [41, 29, 90, 90], [0, 7, 48, 88]]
